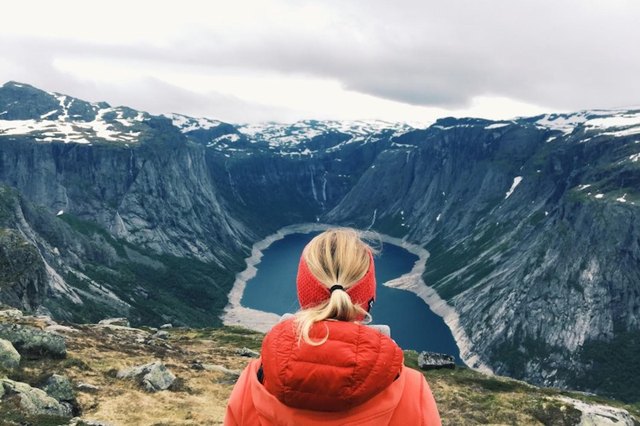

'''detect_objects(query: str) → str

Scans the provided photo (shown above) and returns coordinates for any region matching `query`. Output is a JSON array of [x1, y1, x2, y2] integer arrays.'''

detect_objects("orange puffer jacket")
[[225, 318, 441, 425]]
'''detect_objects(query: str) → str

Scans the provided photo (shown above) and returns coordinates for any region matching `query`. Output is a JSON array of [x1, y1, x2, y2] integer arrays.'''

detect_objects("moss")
[[0, 409, 71, 426], [58, 214, 128, 258], [529, 400, 582, 426], [571, 331, 640, 403]]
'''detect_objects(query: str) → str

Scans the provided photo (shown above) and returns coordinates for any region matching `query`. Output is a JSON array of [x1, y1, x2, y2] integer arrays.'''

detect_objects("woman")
[[225, 228, 441, 425]]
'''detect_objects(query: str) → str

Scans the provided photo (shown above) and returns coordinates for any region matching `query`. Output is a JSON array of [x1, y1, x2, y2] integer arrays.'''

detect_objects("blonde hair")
[[295, 228, 377, 346]]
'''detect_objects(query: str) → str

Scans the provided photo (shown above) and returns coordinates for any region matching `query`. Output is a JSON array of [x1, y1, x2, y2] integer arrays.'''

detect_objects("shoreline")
[[221, 223, 492, 374]]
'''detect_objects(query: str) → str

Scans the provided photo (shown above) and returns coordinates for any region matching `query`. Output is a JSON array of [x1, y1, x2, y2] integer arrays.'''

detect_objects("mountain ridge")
[[1, 81, 639, 402]]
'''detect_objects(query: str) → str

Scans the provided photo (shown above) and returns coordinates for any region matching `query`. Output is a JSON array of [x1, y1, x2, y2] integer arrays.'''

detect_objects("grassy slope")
[[1, 314, 638, 425]]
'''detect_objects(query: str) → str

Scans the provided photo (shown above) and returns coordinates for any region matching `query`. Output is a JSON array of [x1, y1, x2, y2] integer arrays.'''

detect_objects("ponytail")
[[295, 289, 369, 346], [294, 228, 375, 346]]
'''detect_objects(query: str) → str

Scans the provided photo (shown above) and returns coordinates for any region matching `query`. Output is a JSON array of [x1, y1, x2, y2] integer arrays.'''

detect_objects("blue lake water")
[[241, 232, 463, 364]]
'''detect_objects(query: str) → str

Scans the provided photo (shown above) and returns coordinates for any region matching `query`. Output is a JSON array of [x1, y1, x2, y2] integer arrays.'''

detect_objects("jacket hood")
[[259, 318, 404, 413]]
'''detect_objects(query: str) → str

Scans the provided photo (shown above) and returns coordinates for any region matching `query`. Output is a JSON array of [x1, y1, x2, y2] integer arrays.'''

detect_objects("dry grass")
[[3, 318, 257, 425], [2, 317, 638, 426]]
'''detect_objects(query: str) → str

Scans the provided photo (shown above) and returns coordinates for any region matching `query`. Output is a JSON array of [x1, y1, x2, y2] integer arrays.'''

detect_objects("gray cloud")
[[2, 0, 639, 120], [0, 37, 298, 123]]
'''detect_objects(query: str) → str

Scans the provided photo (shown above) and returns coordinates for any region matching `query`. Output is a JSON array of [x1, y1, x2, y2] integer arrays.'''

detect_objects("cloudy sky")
[[1, 0, 638, 125]]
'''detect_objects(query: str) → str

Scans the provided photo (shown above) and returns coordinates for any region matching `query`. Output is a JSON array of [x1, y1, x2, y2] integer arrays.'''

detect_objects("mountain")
[[1, 81, 640, 402]]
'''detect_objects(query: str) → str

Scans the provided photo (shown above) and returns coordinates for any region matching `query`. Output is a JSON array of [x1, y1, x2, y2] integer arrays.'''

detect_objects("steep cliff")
[[325, 115, 640, 400], [0, 82, 254, 327]]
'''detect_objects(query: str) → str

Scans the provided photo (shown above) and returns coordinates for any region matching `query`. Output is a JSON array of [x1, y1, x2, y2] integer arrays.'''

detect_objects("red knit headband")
[[296, 249, 376, 312]]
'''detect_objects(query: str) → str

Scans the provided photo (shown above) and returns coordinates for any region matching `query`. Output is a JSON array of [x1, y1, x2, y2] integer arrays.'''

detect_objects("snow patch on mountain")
[[505, 176, 523, 199], [0, 106, 143, 144], [164, 113, 223, 133], [535, 109, 640, 136], [485, 122, 511, 130], [236, 119, 412, 147]]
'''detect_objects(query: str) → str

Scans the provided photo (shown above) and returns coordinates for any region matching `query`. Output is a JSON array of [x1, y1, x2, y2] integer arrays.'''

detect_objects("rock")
[[160, 323, 173, 329], [557, 396, 636, 426], [67, 418, 114, 426], [0, 323, 66, 358], [0, 378, 73, 417], [35, 305, 53, 318], [76, 382, 101, 393], [0, 308, 24, 319], [201, 363, 241, 384], [153, 330, 170, 339], [204, 364, 241, 375], [237, 347, 260, 358], [41, 374, 75, 402], [46, 324, 80, 334], [116, 361, 176, 392], [98, 318, 130, 327], [0, 338, 20, 370], [0, 229, 48, 312], [417, 351, 456, 370]]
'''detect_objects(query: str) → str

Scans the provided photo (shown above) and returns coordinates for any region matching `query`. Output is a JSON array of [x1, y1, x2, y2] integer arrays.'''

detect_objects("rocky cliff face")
[[1, 81, 640, 401], [0, 82, 254, 327], [325, 115, 640, 400]]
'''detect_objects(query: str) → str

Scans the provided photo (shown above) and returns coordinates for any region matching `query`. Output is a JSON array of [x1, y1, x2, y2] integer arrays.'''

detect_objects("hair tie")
[[329, 284, 345, 293]]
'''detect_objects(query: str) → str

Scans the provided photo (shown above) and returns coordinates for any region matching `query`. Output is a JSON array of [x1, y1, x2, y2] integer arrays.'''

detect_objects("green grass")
[[180, 326, 264, 351], [0, 409, 70, 426]]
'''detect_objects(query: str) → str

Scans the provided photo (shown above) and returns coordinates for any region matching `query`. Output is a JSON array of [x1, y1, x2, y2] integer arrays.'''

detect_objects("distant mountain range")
[[1, 80, 639, 402]]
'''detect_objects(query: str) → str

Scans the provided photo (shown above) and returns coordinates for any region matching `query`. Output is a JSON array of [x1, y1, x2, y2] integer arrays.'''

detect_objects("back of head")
[[295, 228, 377, 345]]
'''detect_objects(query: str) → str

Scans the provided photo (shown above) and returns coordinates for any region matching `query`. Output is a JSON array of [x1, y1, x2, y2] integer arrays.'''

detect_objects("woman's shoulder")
[[393, 366, 441, 425]]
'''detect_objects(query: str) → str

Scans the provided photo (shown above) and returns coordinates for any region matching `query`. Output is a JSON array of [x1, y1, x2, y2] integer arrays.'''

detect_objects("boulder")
[[417, 351, 456, 370], [0, 323, 66, 358], [0, 308, 24, 319], [116, 361, 176, 392], [98, 318, 130, 327], [41, 374, 76, 403], [153, 330, 170, 340], [46, 324, 80, 334], [0, 378, 73, 417], [76, 382, 101, 393], [237, 347, 260, 358], [159, 323, 173, 329], [0, 338, 20, 370]]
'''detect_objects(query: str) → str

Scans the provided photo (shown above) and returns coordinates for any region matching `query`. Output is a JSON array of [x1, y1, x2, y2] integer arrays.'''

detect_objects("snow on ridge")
[[584, 111, 640, 131], [535, 112, 591, 134], [164, 113, 222, 133], [485, 122, 511, 130], [208, 133, 241, 147], [0, 105, 142, 144], [40, 110, 58, 119], [535, 109, 640, 135], [234, 119, 413, 148], [505, 176, 523, 199]]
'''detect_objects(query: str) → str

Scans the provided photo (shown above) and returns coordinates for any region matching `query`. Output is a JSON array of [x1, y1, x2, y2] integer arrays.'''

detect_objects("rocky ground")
[[0, 307, 638, 426]]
